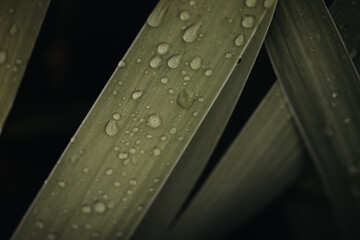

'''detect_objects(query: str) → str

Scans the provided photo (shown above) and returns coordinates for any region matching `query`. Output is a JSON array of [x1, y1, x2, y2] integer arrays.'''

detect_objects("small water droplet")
[[113, 181, 121, 187], [234, 34, 245, 47], [119, 152, 129, 160], [160, 76, 168, 84], [193, 111, 198, 117], [93, 200, 107, 213], [225, 52, 232, 59], [170, 127, 177, 135], [242, 15, 256, 28], [58, 180, 66, 188], [71, 223, 79, 229], [0, 50, 7, 64], [245, 0, 257, 8], [105, 119, 118, 136], [112, 113, 121, 120], [338, 21, 348, 31], [344, 118, 352, 124], [150, 55, 162, 68], [184, 75, 191, 81], [183, 22, 202, 43], [205, 69, 213, 76], [177, 89, 195, 109], [168, 88, 174, 94], [136, 58, 142, 63], [81, 204, 92, 214], [152, 147, 161, 156], [92, 231, 100, 238], [34, 220, 44, 229], [132, 90, 143, 99], [179, 10, 191, 21], [157, 42, 170, 55], [83, 167, 90, 173], [9, 24, 19, 35], [263, 0, 275, 8], [167, 54, 182, 69], [332, 91, 338, 98], [148, 114, 162, 128], [47, 233, 57, 240], [118, 60, 126, 68], [115, 231, 124, 238], [189, 0, 196, 6], [147, 2, 169, 27], [190, 56, 202, 70], [105, 168, 114, 175], [160, 135, 167, 141], [129, 178, 137, 186]]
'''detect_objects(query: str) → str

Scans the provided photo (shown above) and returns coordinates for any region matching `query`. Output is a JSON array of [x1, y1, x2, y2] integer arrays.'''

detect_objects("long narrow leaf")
[[265, 0, 360, 238], [0, 0, 50, 134]]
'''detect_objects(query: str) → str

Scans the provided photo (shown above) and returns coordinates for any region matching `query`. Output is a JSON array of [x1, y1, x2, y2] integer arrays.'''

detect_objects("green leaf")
[[131, 2, 277, 239], [11, 0, 277, 239], [0, 0, 50, 135], [266, 0, 360, 238]]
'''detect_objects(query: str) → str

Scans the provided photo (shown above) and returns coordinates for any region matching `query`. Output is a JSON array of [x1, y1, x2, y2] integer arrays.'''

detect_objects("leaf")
[[131, 2, 277, 239], [265, 0, 360, 238], [11, 0, 277, 239], [0, 0, 50, 135]]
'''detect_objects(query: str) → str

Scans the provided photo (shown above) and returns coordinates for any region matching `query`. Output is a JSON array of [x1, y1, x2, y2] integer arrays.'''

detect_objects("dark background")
[[0, 0, 338, 239]]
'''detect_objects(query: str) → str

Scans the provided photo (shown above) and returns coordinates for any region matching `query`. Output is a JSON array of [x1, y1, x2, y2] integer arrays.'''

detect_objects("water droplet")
[[9, 24, 19, 36], [8, 8, 14, 14], [234, 34, 245, 47], [34, 220, 44, 229], [105, 120, 118, 136], [183, 22, 202, 43], [193, 111, 199, 117], [242, 15, 256, 28], [148, 114, 162, 128], [81, 204, 92, 214], [113, 181, 121, 187], [58, 180, 66, 188], [150, 55, 162, 68], [71, 223, 79, 229], [157, 42, 170, 55], [179, 10, 191, 21], [344, 118, 352, 124], [153, 147, 161, 156], [160, 77, 168, 84], [331, 91, 338, 98], [92, 231, 100, 238], [112, 113, 121, 120], [129, 178, 137, 186], [190, 56, 202, 70], [177, 89, 195, 109], [168, 88, 174, 94], [47, 233, 57, 240], [147, 1, 169, 27], [205, 69, 213, 76], [132, 90, 143, 99], [225, 52, 232, 59], [119, 152, 129, 160], [167, 54, 182, 69], [160, 135, 167, 141], [170, 127, 177, 135], [93, 200, 107, 213], [0, 50, 7, 64], [263, 0, 275, 8], [105, 168, 114, 175], [136, 58, 142, 63], [184, 75, 191, 81], [118, 60, 126, 68], [83, 167, 90, 173], [245, 0, 257, 7]]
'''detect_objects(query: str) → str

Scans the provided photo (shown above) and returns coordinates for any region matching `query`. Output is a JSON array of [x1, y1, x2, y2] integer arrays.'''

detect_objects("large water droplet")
[[190, 56, 202, 70], [263, 0, 275, 8], [150, 55, 162, 68], [157, 42, 170, 55], [93, 200, 107, 213], [167, 54, 182, 69], [242, 15, 255, 28], [105, 119, 118, 136], [147, 2, 169, 27], [0, 51, 7, 65], [132, 90, 143, 99], [234, 34, 245, 47], [177, 89, 195, 109], [9, 24, 19, 36], [183, 22, 201, 43], [245, 0, 257, 7], [148, 114, 162, 128], [179, 10, 191, 21]]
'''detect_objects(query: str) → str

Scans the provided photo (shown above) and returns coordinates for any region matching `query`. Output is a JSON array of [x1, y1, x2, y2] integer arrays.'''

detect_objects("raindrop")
[[331, 91, 338, 98], [112, 113, 121, 120], [0, 50, 7, 64], [105, 120, 118, 136], [242, 15, 256, 28], [234, 34, 245, 47], [147, 1, 169, 27], [136, 58, 142, 63], [9, 24, 19, 36], [263, 0, 275, 8], [193, 111, 199, 117], [105, 168, 114, 175], [129, 178, 137, 186], [190, 56, 202, 70], [168, 88, 174, 94], [205, 69, 213, 76], [179, 10, 191, 21], [160, 135, 167, 141], [47, 233, 57, 240], [160, 77, 168, 84], [167, 54, 182, 69], [113, 181, 121, 187], [184, 75, 191, 81], [118, 60, 126, 68], [132, 90, 143, 99], [148, 114, 162, 128], [189, 0, 196, 6], [153, 147, 161, 156], [58, 180, 66, 188], [170, 127, 177, 135], [81, 204, 92, 214], [93, 201, 107, 213], [225, 52, 232, 59], [150, 55, 162, 68], [245, 0, 257, 7], [71, 223, 79, 229], [157, 42, 170, 55], [137, 204, 144, 211], [119, 152, 129, 160], [183, 22, 202, 43], [344, 118, 352, 124], [177, 89, 195, 109]]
